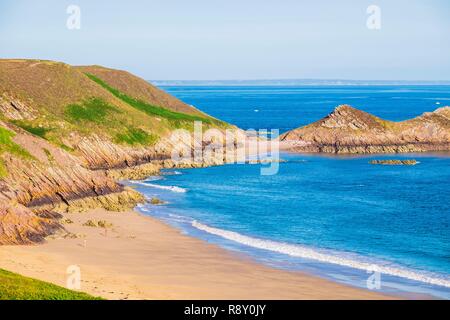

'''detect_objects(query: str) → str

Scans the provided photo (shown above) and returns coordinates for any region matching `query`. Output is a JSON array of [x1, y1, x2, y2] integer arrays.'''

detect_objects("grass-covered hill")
[[0, 59, 226, 155], [0, 59, 232, 245]]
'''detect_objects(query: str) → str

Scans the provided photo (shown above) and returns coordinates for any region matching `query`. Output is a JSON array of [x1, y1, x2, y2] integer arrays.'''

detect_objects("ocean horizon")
[[151, 79, 450, 86]]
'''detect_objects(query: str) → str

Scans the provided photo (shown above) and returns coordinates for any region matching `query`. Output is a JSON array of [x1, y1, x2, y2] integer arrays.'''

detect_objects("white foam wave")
[[129, 180, 151, 187], [129, 179, 186, 193], [192, 221, 450, 288], [168, 213, 192, 223], [129, 176, 163, 186], [144, 183, 187, 193], [136, 204, 150, 212], [163, 171, 182, 175]]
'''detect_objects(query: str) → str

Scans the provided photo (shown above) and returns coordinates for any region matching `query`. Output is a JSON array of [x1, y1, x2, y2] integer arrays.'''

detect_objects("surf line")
[[192, 221, 450, 288]]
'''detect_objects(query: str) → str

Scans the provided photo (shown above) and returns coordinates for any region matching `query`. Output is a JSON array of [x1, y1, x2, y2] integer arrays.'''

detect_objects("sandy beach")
[[0, 208, 390, 299]]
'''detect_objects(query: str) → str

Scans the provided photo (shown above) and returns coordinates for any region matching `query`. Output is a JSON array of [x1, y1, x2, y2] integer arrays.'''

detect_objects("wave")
[[143, 183, 187, 193], [424, 97, 450, 101], [129, 180, 152, 187], [168, 213, 192, 223], [129, 176, 163, 185], [136, 204, 150, 212], [129, 178, 187, 193], [163, 171, 182, 175], [192, 221, 450, 288]]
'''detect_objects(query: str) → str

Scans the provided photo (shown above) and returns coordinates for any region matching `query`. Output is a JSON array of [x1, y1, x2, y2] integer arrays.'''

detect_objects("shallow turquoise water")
[[131, 85, 450, 298]]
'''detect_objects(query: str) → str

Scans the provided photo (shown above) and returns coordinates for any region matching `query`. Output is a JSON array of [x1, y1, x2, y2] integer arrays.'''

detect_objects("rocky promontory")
[[280, 105, 450, 154]]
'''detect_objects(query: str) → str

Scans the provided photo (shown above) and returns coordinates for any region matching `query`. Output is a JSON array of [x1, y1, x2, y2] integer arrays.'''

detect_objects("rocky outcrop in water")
[[280, 105, 450, 154], [369, 160, 418, 165]]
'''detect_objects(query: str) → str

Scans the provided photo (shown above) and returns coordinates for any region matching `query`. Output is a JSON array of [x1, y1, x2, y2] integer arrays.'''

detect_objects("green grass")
[[114, 126, 159, 146], [64, 97, 159, 147], [0, 127, 33, 176], [43, 148, 55, 162], [0, 127, 34, 178], [0, 268, 102, 300], [85, 73, 225, 126], [12, 120, 51, 138], [60, 143, 75, 152], [64, 97, 120, 123], [0, 160, 7, 178]]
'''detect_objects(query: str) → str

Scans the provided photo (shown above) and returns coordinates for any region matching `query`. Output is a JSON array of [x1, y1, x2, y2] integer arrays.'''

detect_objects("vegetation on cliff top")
[[61, 96, 160, 147], [85, 73, 226, 127], [11, 120, 51, 139], [0, 127, 32, 158], [64, 97, 120, 123], [0, 268, 102, 300], [114, 126, 158, 146]]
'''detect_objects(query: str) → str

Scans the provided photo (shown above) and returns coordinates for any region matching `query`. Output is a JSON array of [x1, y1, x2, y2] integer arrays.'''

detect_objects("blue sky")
[[1, 0, 449, 80]]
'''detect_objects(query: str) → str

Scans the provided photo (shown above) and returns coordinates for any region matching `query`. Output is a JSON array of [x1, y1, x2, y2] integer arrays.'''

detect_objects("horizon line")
[[150, 79, 450, 85]]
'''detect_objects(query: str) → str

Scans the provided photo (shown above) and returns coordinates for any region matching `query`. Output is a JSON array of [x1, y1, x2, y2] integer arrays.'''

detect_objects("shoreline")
[[0, 208, 391, 300]]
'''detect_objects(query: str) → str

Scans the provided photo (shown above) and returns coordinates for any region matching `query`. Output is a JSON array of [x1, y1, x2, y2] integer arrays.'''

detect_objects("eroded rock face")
[[75, 135, 168, 170], [0, 118, 244, 245], [280, 105, 450, 154], [0, 125, 148, 244], [0, 94, 36, 120], [321, 105, 383, 130], [0, 193, 62, 245]]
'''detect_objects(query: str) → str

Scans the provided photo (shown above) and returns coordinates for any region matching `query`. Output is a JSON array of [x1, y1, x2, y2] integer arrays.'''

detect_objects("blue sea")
[[130, 85, 450, 299]]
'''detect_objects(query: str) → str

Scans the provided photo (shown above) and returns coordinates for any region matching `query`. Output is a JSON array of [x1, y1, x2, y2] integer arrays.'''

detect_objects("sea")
[[128, 84, 450, 299]]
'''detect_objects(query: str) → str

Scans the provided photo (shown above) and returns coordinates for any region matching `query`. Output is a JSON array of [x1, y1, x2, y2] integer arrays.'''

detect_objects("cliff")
[[280, 105, 450, 153], [0, 59, 233, 244]]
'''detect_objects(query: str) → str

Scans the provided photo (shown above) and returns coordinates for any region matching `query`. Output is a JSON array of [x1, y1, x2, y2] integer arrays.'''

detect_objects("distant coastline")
[[150, 79, 450, 86]]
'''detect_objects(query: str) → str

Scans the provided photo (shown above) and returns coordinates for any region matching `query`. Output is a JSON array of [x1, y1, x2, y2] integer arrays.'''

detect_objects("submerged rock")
[[150, 197, 166, 205], [369, 159, 418, 165]]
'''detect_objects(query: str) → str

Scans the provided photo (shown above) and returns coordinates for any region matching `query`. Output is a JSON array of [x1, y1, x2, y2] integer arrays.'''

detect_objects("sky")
[[0, 0, 449, 80]]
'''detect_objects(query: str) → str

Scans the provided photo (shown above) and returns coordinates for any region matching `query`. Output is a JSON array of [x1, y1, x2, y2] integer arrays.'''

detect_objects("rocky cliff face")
[[0, 119, 147, 243], [280, 105, 450, 154], [0, 198, 61, 245]]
